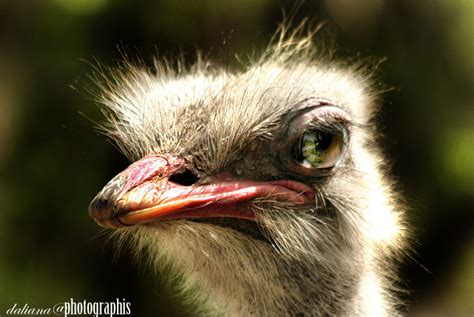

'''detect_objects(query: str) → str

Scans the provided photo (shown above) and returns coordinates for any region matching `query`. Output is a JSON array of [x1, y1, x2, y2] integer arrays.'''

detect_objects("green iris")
[[300, 130, 333, 167]]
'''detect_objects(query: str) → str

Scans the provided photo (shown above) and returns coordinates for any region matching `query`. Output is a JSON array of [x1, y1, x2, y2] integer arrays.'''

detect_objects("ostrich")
[[88, 27, 406, 316]]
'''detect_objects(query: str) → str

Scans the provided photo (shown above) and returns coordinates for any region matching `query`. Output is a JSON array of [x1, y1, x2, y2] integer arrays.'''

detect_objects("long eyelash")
[[308, 117, 373, 135], [348, 120, 371, 130], [306, 120, 347, 134]]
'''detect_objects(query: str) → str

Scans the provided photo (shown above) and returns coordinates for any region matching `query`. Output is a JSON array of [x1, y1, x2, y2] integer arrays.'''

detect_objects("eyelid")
[[285, 105, 351, 137], [300, 105, 351, 122]]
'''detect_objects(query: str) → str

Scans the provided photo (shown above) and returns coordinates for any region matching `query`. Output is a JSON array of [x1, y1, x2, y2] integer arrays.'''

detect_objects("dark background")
[[0, 0, 473, 316]]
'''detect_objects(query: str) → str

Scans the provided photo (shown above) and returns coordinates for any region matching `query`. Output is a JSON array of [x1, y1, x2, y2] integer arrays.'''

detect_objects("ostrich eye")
[[296, 129, 343, 168], [280, 103, 350, 176]]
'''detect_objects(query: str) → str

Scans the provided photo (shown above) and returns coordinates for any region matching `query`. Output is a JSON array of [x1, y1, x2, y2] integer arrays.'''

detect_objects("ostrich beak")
[[89, 155, 315, 229]]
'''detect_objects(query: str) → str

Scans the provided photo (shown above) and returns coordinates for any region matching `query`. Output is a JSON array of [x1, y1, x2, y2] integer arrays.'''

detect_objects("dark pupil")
[[314, 131, 333, 151]]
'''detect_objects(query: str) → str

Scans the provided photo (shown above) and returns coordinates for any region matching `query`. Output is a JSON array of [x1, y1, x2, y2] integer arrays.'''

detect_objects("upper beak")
[[89, 155, 315, 229]]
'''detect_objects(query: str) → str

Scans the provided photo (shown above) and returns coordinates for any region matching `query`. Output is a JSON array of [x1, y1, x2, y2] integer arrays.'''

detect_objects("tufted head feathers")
[[88, 25, 406, 316]]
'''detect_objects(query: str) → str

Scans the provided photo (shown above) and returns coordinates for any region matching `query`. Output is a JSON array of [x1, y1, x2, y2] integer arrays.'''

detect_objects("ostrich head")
[[89, 29, 406, 316]]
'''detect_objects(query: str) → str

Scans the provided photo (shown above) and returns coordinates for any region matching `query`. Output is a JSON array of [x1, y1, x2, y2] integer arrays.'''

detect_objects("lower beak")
[[89, 155, 315, 229]]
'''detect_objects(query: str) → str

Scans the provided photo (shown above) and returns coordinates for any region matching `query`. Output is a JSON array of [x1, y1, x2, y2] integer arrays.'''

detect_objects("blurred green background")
[[0, 0, 472, 316]]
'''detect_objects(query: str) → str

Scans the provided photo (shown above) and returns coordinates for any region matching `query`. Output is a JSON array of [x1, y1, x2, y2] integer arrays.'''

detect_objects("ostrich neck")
[[201, 256, 389, 316], [185, 241, 372, 316], [144, 222, 393, 316]]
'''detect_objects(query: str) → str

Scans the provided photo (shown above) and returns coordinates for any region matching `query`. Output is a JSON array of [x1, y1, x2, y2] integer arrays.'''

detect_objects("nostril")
[[94, 198, 110, 210], [89, 197, 111, 218], [169, 169, 199, 186]]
